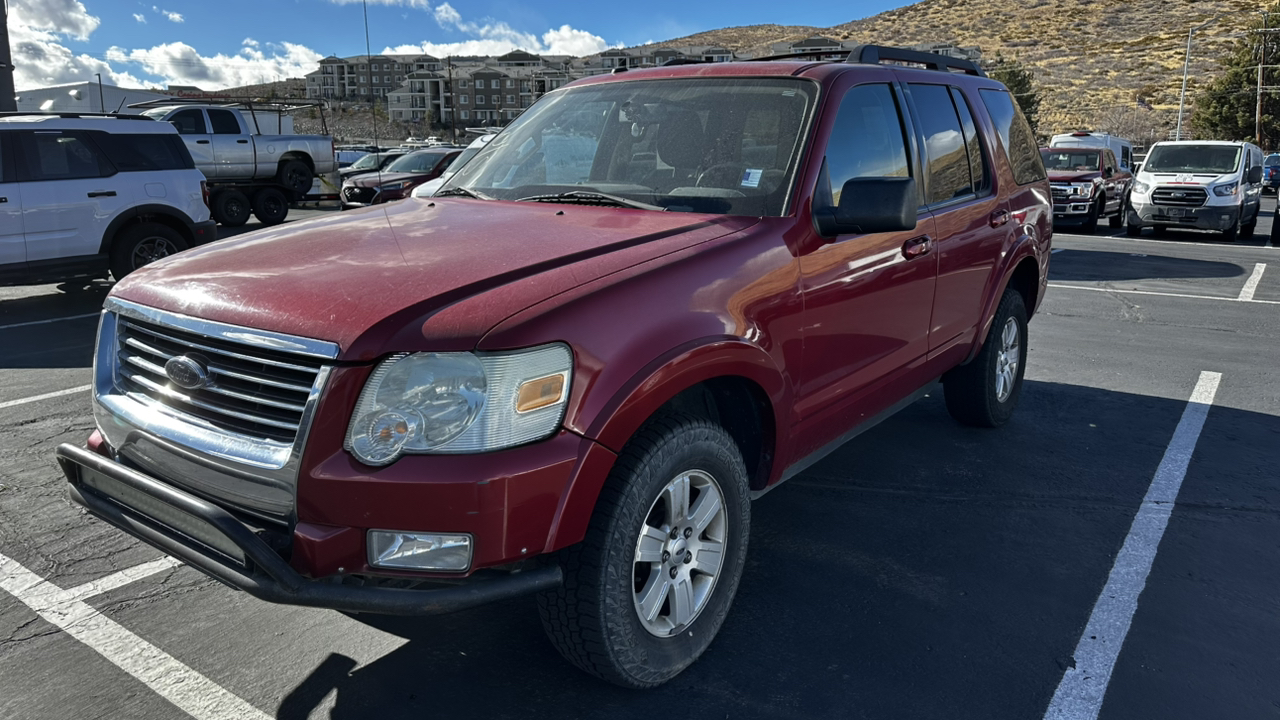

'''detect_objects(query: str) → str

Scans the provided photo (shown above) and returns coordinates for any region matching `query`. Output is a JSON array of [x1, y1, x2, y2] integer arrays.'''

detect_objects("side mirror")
[[1247, 165, 1263, 184], [1104, 166, 1115, 178], [813, 169, 918, 239]]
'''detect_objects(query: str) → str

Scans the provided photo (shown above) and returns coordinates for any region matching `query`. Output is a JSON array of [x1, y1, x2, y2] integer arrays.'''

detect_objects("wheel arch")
[[98, 205, 196, 255], [278, 152, 315, 173]]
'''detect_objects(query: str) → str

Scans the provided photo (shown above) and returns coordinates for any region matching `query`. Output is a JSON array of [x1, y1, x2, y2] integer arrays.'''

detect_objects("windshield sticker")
[[741, 168, 763, 188]]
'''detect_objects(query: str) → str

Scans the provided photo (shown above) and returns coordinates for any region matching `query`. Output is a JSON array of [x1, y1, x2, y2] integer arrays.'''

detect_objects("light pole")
[[95, 73, 105, 113], [1177, 18, 1219, 141]]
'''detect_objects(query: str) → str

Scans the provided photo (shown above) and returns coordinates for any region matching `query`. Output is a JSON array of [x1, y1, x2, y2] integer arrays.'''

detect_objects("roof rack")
[[126, 97, 328, 135], [0, 111, 155, 120], [661, 58, 711, 67], [746, 43, 986, 78]]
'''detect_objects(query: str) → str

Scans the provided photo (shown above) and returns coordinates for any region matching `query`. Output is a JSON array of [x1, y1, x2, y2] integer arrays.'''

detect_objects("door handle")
[[902, 235, 932, 260], [989, 209, 1011, 228], [236, 139, 249, 144], [0, 197, 6, 203], [87, 191, 117, 198], [196, 140, 210, 144]]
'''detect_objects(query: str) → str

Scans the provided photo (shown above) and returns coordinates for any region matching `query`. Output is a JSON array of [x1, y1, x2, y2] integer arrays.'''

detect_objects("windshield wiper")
[[435, 186, 494, 200], [516, 191, 665, 212]]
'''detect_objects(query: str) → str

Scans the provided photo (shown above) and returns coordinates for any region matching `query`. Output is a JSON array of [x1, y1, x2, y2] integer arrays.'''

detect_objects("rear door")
[[206, 109, 255, 179], [901, 80, 1004, 354], [17, 129, 126, 264], [166, 108, 214, 173], [0, 131, 25, 271]]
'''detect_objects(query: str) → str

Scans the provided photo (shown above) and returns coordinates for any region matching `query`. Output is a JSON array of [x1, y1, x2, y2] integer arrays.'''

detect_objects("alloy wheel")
[[131, 236, 180, 270], [994, 317, 1020, 403]]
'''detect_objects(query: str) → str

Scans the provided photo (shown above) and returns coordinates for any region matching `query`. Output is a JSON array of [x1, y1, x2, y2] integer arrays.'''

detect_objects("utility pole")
[[1259, 12, 1270, 147], [447, 56, 455, 144], [0, 0, 16, 112]]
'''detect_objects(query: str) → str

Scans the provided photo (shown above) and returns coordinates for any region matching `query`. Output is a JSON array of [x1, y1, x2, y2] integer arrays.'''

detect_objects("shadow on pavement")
[[1049, 249, 1245, 282], [273, 381, 1280, 720]]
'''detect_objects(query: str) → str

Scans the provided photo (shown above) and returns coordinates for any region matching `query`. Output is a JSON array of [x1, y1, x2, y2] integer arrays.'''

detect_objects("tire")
[[109, 222, 187, 281], [1126, 220, 1143, 237], [277, 160, 313, 195], [211, 189, 250, 227], [538, 413, 751, 688], [251, 187, 289, 226], [1108, 196, 1126, 228], [943, 288, 1029, 428], [1080, 197, 1101, 234], [1222, 210, 1241, 243], [1241, 206, 1256, 240]]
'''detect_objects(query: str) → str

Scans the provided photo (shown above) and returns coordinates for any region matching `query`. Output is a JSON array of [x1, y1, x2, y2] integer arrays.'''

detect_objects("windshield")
[[349, 153, 385, 170], [440, 77, 816, 216], [1266, 155, 1280, 167], [386, 151, 448, 174], [442, 143, 485, 178], [1144, 145, 1241, 174], [1040, 150, 1100, 172]]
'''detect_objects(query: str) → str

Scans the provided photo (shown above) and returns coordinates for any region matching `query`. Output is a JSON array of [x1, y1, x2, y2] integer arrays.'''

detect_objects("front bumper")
[[1129, 200, 1239, 231], [57, 443, 563, 615], [1052, 201, 1095, 220]]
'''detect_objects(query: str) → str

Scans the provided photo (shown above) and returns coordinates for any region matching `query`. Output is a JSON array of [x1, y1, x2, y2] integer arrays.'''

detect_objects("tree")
[[1191, 2, 1280, 146], [986, 55, 1042, 135]]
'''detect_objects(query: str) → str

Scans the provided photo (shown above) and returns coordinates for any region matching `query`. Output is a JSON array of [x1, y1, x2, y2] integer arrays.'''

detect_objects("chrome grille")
[[1151, 186, 1208, 207], [1050, 183, 1072, 203], [114, 317, 324, 443]]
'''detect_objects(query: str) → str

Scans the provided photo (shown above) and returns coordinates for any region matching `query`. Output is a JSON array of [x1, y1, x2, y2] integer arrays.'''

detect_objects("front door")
[[0, 132, 25, 271], [207, 108, 255, 179], [17, 129, 125, 263], [796, 82, 938, 438], [903, 81, 1007, 354]]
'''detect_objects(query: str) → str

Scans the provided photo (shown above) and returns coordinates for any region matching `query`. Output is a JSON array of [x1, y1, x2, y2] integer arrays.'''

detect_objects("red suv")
[[58, 46, 1051, 688]]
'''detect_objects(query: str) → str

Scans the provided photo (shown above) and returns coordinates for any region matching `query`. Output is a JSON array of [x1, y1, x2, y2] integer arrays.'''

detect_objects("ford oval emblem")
[[164, 354, 210, 391]]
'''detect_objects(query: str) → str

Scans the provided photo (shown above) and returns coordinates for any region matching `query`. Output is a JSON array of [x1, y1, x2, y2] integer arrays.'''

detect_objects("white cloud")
[[10, 0, 100, 41], [243, 38, 260, 48], [9, 0, 141, 89], [133, 13, 146, 23], [106, 41, 324, 88], [391, 3, 611, 58], [163, 10, 184, 23]]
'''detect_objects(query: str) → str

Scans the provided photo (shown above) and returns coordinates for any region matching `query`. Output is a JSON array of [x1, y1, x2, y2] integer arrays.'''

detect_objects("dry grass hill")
[[654, 0, 1261, 140]]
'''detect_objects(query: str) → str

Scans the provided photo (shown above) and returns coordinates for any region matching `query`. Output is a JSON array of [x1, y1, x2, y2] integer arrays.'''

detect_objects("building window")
[[506, 79, 514, 88], [506, 95, 514, 104], [461, 110, 469, 120], [460, 95, 468, 104], [360, 64, 367, 70], [459, 79, 469, 88]]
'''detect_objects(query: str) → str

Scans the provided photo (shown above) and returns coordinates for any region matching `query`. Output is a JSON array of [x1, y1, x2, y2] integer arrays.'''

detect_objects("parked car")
[[57, 45, 1051, 688], [335, 149, 369, 168], [337, 149, 411, 181], [411, 134, 496, 199], [1049, 131, 1136, 173], [0, 112, 215, 288], [137, 102, 337, 227], [1127, 140, 1265, 241], [340, 148, 461, 208], [1264, 153, 1279, 194], [1041, 146, 1133, 232]]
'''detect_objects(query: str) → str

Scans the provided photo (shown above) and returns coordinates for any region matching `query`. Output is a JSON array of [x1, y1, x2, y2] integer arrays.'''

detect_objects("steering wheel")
[[696, 163, 747, 189]]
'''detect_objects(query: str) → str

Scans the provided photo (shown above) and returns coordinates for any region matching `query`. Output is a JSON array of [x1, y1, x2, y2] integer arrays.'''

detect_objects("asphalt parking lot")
[[1, 199, 1278, 719]]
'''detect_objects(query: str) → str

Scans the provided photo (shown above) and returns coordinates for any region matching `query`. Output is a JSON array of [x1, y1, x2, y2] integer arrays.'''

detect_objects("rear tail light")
[[200, 180, 210, 209]]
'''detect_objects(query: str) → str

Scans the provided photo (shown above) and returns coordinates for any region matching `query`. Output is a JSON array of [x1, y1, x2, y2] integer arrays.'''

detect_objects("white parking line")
[[0, 552, 269, 720], [1043, 371, 1221, 720], [1237, 263, 1267, 302], [1048, 283, 1280, 306], [0, 312, 99, 330], [1051, 248, 1066, 254], [63, 556, 183, 603], [0, 385, 93, 410], [1056, 232, 1279, 250]]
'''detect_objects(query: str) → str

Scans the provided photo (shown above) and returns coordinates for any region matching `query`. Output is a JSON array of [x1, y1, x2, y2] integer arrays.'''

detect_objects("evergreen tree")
[[987, 56, 1042, 135], [1191, 3, 1280, 146]]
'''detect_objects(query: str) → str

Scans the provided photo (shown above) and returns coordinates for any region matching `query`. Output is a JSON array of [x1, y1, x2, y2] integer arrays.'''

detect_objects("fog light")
[[368, 531, 472, 571]]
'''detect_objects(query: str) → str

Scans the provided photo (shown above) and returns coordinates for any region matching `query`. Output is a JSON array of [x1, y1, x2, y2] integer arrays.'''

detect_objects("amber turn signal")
[[515, 373, 566, 413]]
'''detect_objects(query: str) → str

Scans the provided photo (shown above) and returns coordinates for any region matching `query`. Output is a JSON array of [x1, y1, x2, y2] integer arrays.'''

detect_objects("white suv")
[[0, 113, 216, 287]]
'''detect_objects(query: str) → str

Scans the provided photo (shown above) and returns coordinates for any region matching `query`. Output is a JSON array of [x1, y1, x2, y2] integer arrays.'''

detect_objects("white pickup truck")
[[135, 102, 336, 227]]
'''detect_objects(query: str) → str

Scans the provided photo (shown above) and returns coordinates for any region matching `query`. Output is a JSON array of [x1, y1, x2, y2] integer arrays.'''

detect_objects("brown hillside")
[[656, 0, 1260, 140]]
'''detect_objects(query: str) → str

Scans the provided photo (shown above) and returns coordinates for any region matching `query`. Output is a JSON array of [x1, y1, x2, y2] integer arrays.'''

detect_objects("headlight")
[[379, 181, 412, 192], [346, 344, 573, 466], [1070, 182, 1095, 198], [1132, 179, 1150, 195], [1212, 182, 1238, 197]]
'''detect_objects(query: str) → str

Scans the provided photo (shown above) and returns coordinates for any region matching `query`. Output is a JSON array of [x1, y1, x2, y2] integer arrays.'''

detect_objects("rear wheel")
[[251, 188, 288, 226], [943, 288, 1028, 428], [1108, 196, 1126, 228], [211, 189, 250, 227], [109, 222, 187, 281], [277, 160, 312, 195], [538, 413, 750, 688]]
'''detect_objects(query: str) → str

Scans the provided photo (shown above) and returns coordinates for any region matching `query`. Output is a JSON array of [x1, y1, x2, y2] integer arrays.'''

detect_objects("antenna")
[[114, 97, 127, 114], [362, 0, 384, 193]]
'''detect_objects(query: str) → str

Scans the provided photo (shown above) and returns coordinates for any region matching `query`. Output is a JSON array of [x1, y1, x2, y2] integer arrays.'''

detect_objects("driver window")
[[169, 109, 208, 135], [824, 84, 911, 206]]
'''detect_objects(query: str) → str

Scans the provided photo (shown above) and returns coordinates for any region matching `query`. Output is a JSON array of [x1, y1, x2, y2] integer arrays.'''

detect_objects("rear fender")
[[965, 219, 1046, 363]]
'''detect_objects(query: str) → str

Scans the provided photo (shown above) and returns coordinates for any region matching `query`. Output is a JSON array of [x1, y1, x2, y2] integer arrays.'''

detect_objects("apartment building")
[[306, 54, 443, 99], [385, 51, 577, 127]]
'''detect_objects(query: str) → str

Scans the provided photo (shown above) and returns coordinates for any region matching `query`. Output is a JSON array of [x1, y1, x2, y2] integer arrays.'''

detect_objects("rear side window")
[[824, 84, 911, 206], [979, 89, 1046, 185], [0, 133, 7, 182], [207, 109, 242, 134], [909, 83, 973, 205], [94, 133, 195, 172], [1121, 145, 1133, 169], [20, 131, 113, 181], [949, 87, 989, 195]]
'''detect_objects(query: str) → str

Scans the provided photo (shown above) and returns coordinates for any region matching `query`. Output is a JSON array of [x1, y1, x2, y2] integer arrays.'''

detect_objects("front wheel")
[[1081, 197, 1102, 234], [943, 288, 1029, 428], [538, 413, 750, 688]]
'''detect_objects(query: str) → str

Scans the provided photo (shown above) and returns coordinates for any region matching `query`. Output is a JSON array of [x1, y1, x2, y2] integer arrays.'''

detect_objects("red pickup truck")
[[58, 45, 1051, 687]]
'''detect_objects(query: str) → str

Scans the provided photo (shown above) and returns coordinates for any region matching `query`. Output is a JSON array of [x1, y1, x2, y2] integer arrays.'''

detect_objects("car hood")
[[348, 171, 429, 188], [1047, 170, 1101, 183], [111, 199, 755, 360]]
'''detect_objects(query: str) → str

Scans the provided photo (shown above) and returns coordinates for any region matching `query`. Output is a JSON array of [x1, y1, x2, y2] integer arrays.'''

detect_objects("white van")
[[1127, 140, 1265, 242], [1050, 132, 1135, 172]]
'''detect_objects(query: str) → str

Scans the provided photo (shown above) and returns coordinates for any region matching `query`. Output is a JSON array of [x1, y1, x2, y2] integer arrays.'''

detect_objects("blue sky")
[[10, 0, 905, 90]]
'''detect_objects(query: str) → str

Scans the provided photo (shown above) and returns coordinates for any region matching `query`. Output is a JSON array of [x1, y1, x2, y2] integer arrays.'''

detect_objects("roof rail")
[[743, 50, 846, 63], [662, 57, 712, 66], [0, 111, 155, 120], [847, 44, 986, 77]]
